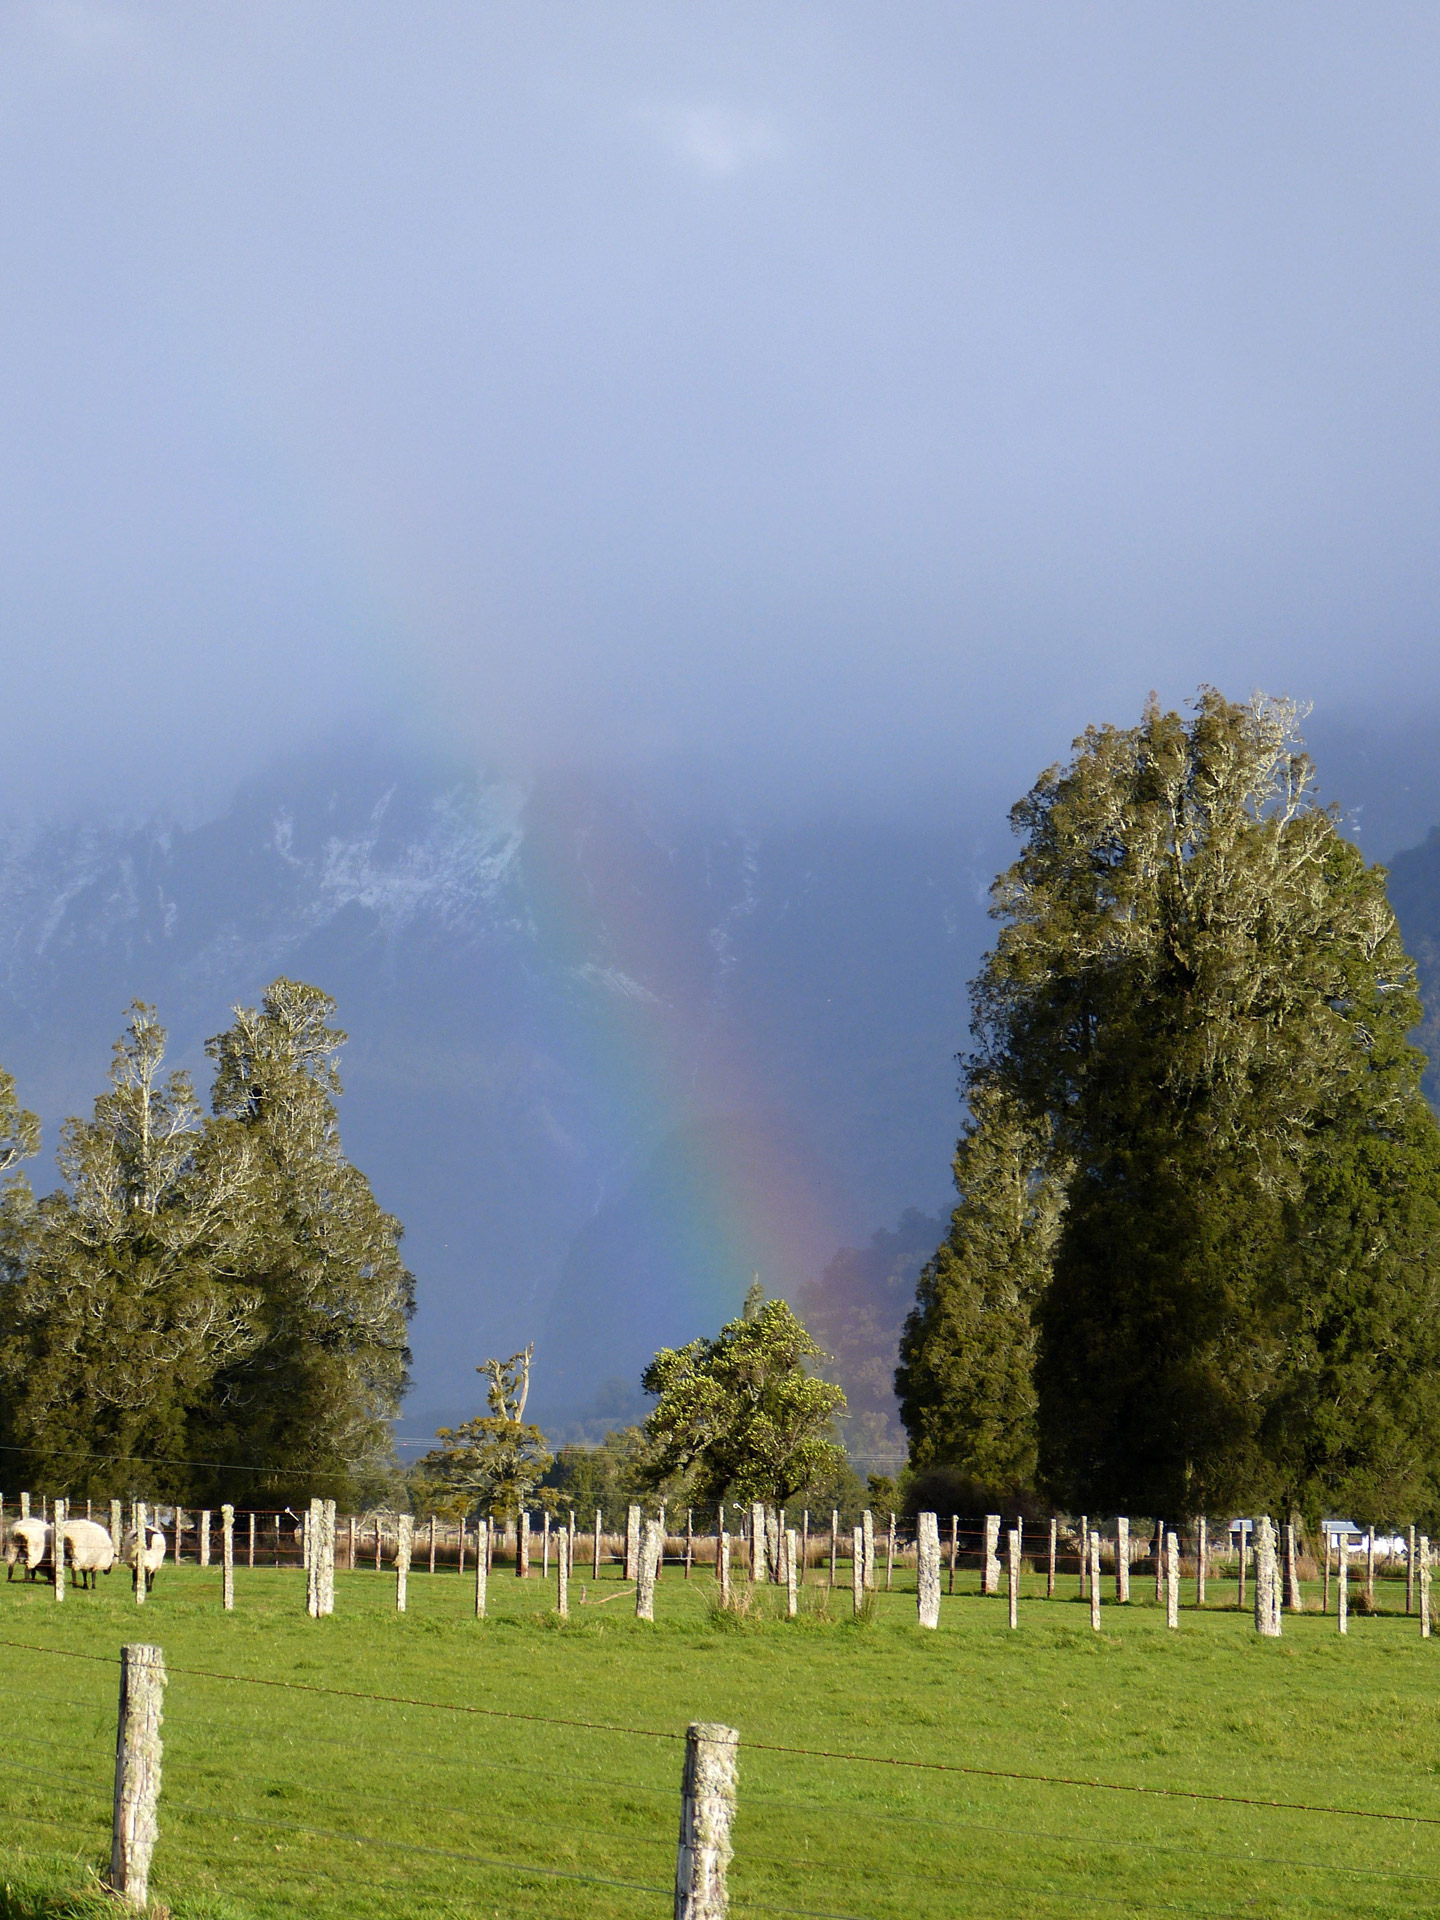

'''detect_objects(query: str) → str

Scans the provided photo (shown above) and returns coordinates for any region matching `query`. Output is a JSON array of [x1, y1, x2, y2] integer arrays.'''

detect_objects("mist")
[[4, 4, 1440, 832]]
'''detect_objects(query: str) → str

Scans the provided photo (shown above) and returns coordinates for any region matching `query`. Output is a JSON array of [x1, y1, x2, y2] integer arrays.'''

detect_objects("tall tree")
[[416, 1346, 553, 1521], [194, 979, 414, 1505], [961, 690, 1440, 1520], [0, 1006, 259, 1498], [895, 1087, 1063, 1501]]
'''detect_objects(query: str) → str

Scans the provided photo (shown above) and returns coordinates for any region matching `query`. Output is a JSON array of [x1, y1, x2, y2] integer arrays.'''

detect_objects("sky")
[[4, 2, 1440, 833]]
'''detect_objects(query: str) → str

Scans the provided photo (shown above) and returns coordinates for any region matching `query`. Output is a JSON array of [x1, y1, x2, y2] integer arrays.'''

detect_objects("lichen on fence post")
[[1420, 1536, 1431, 1639], [863, 1509, 876, 1591], [830, 1510, 839, 1589], [749, 1505, 764, 1585], [885, 1513, 896, 1591], [52, 1496, 66, 1602], [719, 1530, 731, 1607], [307, 1498, 323, 1618], [1197, 1517, 1207, 1607], [1366, 1526, 1375, 1604], [1116, 1517, 1129, 1603], [109, 1642, 166, 1910], [518, 1510, 531, 1579], [110, 1499, 123, 1557], [636, 1519, 663, 1620], [395, 1514, 412, 1612], [1088, 1531, 1101, 1631], [133, 1502, 148, 1608], [1007, 1527, 1020, 1630], [221, 1505, 234, 1612], [953, 1515, 962, 1596], [1254, 1517, 1281, 1637], [674, 1721, 739, 1920], [916, 1512, 940, 1629], [1166, 1531, 1179, 1629], [1338, 1532, 1348, 1634], [200, 1510, 211, 1569], [786, 1530, 798, 1618], [852, 1526, 864, 1615], [474, 1521, 488, 1619], [594, 1509, 603, 1581], [557, 1521, 569, 1619], [320, 1500, 336, 1615], [1409, 1524, 1417, 1616], [1078, 1515, 1088, 1599], [630, 1504, 645, 1584], [982, 1514, 1001, 1596], [1285, 1523, 1302, 1613]]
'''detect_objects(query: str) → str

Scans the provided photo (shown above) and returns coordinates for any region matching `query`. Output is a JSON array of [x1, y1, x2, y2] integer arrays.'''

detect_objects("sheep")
[[62, 1518, 117, 1590], [121, 1527, 167, 1593], [4, 1516, 51, 1581]]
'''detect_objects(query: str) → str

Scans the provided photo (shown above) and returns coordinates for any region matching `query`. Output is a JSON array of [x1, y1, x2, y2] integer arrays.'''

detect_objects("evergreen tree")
[[416, 1348, 552, 1522], [194, 979, 414, 1505], [959, 690, 1440, 1519], [0, 1006, 260, 1498], [641, 1291, 847, 1506], [895, 1087, 1062, 1501]]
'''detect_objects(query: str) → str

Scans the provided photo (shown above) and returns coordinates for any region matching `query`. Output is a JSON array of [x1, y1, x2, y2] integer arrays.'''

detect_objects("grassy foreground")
[[2, 1557, 1439, 1919]]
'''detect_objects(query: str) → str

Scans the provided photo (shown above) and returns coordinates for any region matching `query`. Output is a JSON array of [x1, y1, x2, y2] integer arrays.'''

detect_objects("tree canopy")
[[641, 1288, 846, 1506], [901, 690, 1440, 1524]]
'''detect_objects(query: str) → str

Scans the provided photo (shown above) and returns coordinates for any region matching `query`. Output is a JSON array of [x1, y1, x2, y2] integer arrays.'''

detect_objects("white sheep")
[[4, 1516, 50, 1581], [121, 1527, 167, 1593], [62, 1518, 117, 1590]]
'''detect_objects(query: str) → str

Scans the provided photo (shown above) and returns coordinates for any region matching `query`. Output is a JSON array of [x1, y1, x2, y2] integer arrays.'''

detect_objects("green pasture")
[[2, 1555, 1438, 1920]]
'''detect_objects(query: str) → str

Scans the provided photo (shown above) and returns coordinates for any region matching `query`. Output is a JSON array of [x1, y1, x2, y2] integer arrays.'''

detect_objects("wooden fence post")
[[52, 1497, 66, 1602], [594, 1509, 603, 1581], [200, 1510, 211, 1569], [800, 1511, 808, 1587], [862, 1509, 876, 1591], [1285, 1523, 1302, 1612], [748, 1504, 763, 1585], [629, 1504, 644, 1584], [557, 1521, 569, 1619], [830, 1510, 839, 1589], [110, 1499, 123, 1555], [719, 1531, 731, 1607], [982, 1514, 1001, 1596], [1078, 1515, 1088, 1598], [458, 1522, 467, 1575], [1255, 1517, 1281, 1637], [851, 1526, 864, 1615], [674, 1721, 739, 1920], [953, 1515, 962, 1597], [1197, 1517, 1207, 1607], [133, 1502, 147, 1608], [542, 1512, 551, 1579], [221, 1505, 234, 1612], [686, 1509, 694, 1580], [475, 1521, 488, 1619], [1153, 1520, 1164, 1603], [1007, 1527, 1020, 1629], [1166, 1531, 1179, 1629], [1046, 1516, 1055, 1598], [428, 1515, 437, 1575], [1409, 1524, 1417, 1615], [173, 1508, 183, 1567], [109, 1642, 166, 1909], [885, 1512, 896, 1591], [19, 1492, 28, 1519], [1116, 1517, 1129, 1603], [1420, 1535, 1431, 1639], [636, 1519, 663, 1620], [1338, 1532, 1348, 1634], [320, 1500, 336, 1615], [395, 1515, 412, 1612], [307, 1498, 323, 1617], [374, 1515, 382, 1572], [916, 1512, 940, 1629], [1323, 1529, 1331, 1613], [1088, 1531, 1101, 1631], [786, 1530, 798, 1618], [517, 1510, 530, 1579], [1237, 1524, 1246, 1610], [249, 1512, 256, 1570], [1366, 1526, 1375, 1604]]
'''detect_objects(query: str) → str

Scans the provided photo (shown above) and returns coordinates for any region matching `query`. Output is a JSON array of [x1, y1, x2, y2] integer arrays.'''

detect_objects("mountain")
[[0, 747, 988, 1442]]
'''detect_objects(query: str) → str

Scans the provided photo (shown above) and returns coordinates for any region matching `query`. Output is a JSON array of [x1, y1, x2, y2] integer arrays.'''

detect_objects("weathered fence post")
[[1088, 1531, 1101, 1631], [775, 1510, 787, 1589], [1338, 1532, 1348, 1634], [173, 1507, 182, 1566], [1323, 1528, 1331, 1614], [594, 1509, 603, 1581], [952, 1515, 961, 1596], [133, 1502, 148, 1607], [306, 1498, 322, 1617], [718, 1530, 731, 1607], [474, 1521, 488, 1618], [320, 1500, 336, 1615], [1166, 1531, 1179, 1629], [686, 1509, 695, 1580], [374, 1514, 383, 1571], [1409, 1524, 1417, 1615], [982, 1514, 1001, 1596], [517, 1510, 530, 1579], [1285, 1522, 1302, 1612], [395, 1514, 412, 1612], [630, 1504, 645, 1584], [200, 1510, 211, 1569], [1254, 1517, 1281, 1637], [786, 1530, 798, 1618], [851, 1526, 864, 1615], [19, 1492, 28, 1519], [1153, 1520, 1164, 1603], [109, 1642, 166, 1909], [1077, 1515, 1088, 1598], [249, 1512, 257, 1570], [542, 1511, 551, 1579], [862, 1509, 876, 1591], [830, 1510, 839, 1589], [221, 1505, 234, 1612], [111, 1499, 123, 1554], [1420, 1536, 1431, 1639], [1197, 1517, 1207, 1607], [885, 1512, 896, 1591], [674, 1721, 739, 1920], [1237, 1524, 1247, 1609], [916, 1512, 940, 1629], [1045, 1516, 1055, 1598], [1116, 1517, 1130, 1603], [557, 1521, 569, 1619], [1007, 1527, 1020, 1629], [636, 1519, 663, 1620], [52, 1496, 66, 1602]]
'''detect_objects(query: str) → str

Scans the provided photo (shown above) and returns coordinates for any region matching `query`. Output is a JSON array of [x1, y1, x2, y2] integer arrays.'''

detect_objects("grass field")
[[3, 1554, 1439, 1919]]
